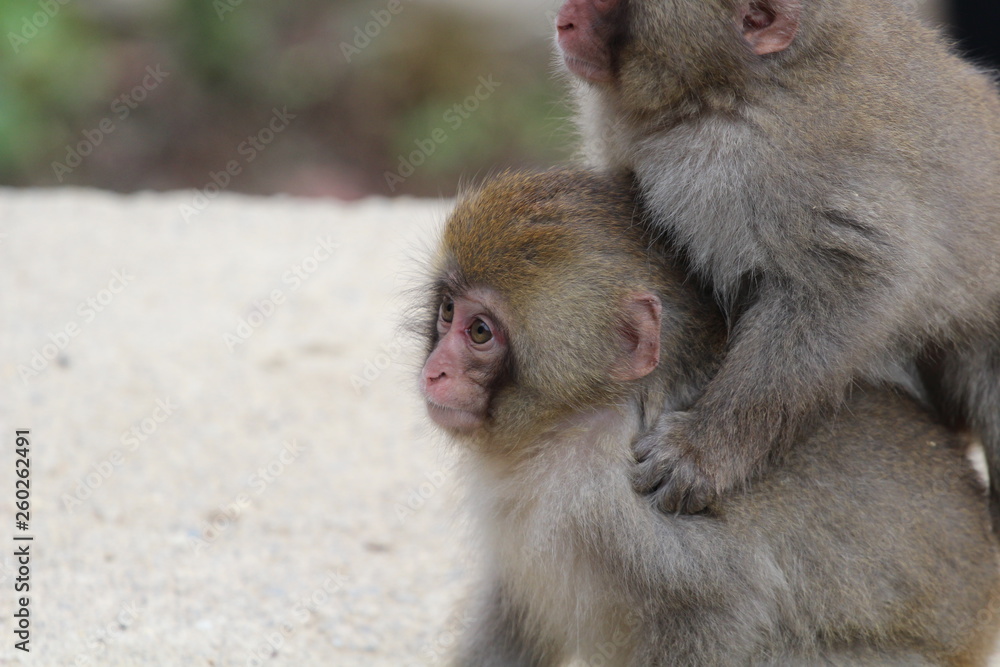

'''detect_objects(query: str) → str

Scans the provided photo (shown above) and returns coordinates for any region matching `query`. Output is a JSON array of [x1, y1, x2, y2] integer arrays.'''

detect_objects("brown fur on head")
[[424, 169, 720, 442], [558, 0, 862, 114], [619, 0, 758, 111]]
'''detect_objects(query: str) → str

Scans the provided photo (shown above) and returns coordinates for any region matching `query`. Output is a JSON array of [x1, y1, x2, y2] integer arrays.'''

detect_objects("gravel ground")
[[0, 187, 996, 666], [0, 188, 471, 666]]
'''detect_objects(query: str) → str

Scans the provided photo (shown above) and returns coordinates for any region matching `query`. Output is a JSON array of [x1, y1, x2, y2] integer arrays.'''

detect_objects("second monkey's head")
[[418, 169, 722, 447], [554, 0, 830, 112]]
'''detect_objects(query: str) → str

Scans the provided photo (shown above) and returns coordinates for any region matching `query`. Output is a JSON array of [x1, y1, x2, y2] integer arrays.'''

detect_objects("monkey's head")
[[556, 0, 820, 112], [419, 169, 712, 445]]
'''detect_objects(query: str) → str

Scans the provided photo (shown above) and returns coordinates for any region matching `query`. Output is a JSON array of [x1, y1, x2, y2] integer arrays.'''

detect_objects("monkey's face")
[[421, 169, 680, 445], [555, 0, 801, 111], [420, 289, 508, 434], [554, 0, 625, 84], [420, 278, 664, 445]]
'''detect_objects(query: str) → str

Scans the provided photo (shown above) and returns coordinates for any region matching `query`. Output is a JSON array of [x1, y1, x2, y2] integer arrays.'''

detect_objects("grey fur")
[[452, 389, 1000, 666], [564, 0, 1000, 518], [429, 170, 1000, 667]]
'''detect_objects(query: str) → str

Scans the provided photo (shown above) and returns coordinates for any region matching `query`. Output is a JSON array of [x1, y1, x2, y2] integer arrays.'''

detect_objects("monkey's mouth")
[[425, 401, 485, 433], [562, 55, 613, 83]]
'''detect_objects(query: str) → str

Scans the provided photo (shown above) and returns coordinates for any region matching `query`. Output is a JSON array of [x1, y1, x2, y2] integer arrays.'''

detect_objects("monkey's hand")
[[633, 411, 718, 514]]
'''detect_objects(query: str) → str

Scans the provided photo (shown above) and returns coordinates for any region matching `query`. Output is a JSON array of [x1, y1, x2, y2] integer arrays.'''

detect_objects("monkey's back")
[[471, 387, 1000, 666], [765, 4, 1000, 331], [697, 387, 1000, 664], [607, 0, 1000, 330]]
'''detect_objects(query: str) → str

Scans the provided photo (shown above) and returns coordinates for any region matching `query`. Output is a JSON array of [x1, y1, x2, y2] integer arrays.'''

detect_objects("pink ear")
[[741, 0, 801, 56], [612, 293, 662, 382]]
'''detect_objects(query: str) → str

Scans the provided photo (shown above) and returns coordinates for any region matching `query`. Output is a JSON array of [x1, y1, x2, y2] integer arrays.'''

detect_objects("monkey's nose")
[[556, 1, 578, 31], [557, 0, 622, 30]]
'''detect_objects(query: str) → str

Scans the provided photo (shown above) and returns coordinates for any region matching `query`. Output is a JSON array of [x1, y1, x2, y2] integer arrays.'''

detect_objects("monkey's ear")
[[740, 0, 801, 56], [612, 293, 662, 382]]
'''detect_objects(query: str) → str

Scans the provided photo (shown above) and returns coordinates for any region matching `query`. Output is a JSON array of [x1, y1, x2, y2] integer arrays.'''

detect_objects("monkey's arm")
[[635, 276, 896, 513], [452, 581, 558, 667]]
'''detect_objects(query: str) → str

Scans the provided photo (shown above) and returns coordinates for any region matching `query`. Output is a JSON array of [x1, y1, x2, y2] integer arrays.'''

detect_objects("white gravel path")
[[0, 188, 471, 666]]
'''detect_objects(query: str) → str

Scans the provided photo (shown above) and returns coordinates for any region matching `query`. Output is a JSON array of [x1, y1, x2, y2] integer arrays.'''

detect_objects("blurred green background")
[[0, 0, 992, 200], [0, 0, 569, 199]]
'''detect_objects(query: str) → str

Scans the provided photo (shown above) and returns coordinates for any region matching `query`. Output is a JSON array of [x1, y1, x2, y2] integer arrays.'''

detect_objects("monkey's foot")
[[632, 411, 718, 514]]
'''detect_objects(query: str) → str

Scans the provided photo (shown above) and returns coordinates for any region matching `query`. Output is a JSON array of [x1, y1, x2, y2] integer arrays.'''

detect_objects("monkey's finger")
[[651, 484, 683, 514], [633, 411, 689, 462], [632, 455, 671, 494], [633, 433, 658, 462], [648, 473, 697, 514], [676, 485, 715, 515], [633, 422, 674, 461], [652, 468, 715, 515]]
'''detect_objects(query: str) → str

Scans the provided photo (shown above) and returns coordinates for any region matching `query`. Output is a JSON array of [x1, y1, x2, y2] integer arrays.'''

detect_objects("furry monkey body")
[[557, 0, 1000, 515], [421, 170, 1000, 666], [466, 395, 994, 666]]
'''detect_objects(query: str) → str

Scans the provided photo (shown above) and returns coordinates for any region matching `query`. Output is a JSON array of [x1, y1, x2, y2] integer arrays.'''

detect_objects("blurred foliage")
[[0, 0, 573, 199]]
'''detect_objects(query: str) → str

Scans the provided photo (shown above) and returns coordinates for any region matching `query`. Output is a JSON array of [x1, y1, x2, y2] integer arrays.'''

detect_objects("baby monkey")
[[556, 0, 1000, 516], [420, 170, 1000, 666]]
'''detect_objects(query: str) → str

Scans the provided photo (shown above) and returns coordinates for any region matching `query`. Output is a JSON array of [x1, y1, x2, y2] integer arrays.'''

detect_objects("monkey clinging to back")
[[419, 169, 1000, 666], [556, 0, 1000, 516]]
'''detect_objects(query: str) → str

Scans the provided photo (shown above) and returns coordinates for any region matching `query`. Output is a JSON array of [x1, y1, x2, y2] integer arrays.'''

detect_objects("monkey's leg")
[[452, 582, 559, 667], [782, 652, 937, 666], [634, 283, 878, 513], [936, 334, 1000, 531]]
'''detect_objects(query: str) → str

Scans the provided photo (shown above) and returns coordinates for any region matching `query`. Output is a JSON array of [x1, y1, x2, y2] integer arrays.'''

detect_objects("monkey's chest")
[[499, 514, 635, 663], [488, 461, 639, 662], [630, 121, 780, 293]]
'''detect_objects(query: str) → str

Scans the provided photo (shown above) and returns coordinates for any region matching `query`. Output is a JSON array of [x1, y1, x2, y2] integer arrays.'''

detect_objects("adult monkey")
[[420, 169, 1000, 666], [555, 0, 1000, 516]]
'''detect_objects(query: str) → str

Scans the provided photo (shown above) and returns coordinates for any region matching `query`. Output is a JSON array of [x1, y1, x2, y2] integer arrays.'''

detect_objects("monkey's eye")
[[468, 318, 493, 345], [440, 297, 454, 323]]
